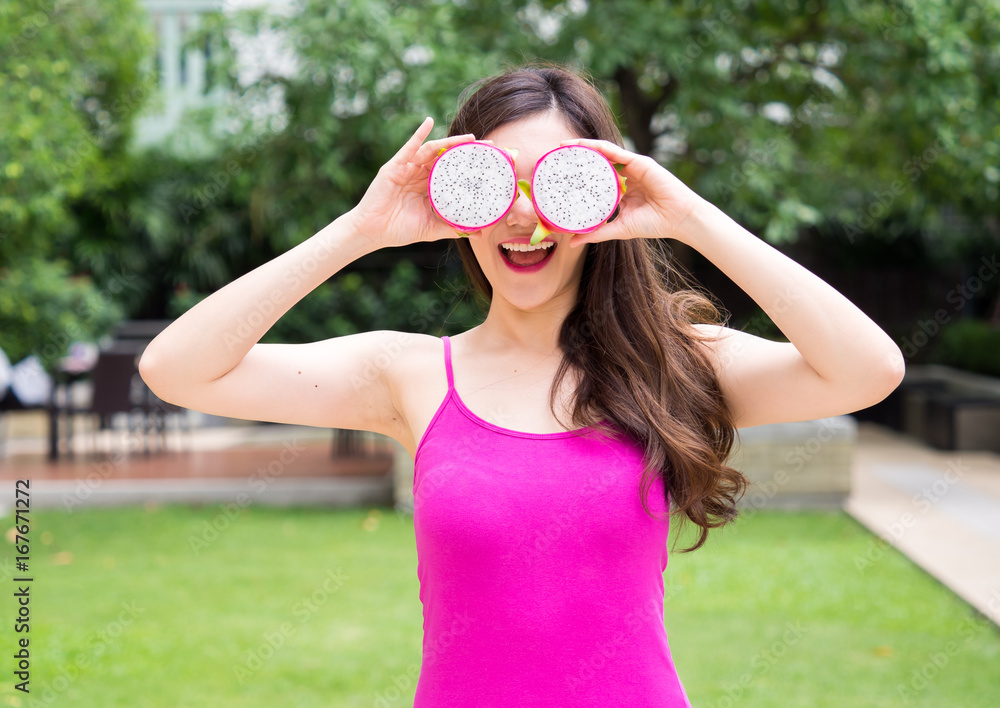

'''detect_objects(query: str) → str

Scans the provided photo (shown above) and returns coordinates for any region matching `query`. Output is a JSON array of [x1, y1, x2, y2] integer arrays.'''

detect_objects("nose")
[[505, 186, 539, 228]]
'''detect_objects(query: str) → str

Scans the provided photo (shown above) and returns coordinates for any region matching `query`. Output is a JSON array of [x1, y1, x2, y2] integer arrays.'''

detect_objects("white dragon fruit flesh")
[[524, 145, 624, 245], [427, 141, 518, 233]]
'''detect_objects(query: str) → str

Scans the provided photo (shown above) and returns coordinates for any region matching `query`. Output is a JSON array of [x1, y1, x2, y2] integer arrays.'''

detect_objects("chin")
[[493, 273, 563, 304], [501, 293, 555, 312]]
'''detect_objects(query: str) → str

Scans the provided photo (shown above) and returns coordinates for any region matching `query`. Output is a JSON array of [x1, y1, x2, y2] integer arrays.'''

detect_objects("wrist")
[[669, 197, 713, 247], [339, 209, 384, 251], [309, 211, 381, 263], [339, 208, 364, 240]]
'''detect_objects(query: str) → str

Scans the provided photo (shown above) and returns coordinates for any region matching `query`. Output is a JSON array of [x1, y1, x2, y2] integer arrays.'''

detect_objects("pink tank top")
[[411, 335, 692, 707]]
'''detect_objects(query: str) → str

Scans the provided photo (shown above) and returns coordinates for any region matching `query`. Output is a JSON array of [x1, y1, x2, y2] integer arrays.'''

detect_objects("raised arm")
[[138, 118, 480, 437], [135, 214, 408, 434], [679, 200, 905, 427], [557, 138, 905, 429]]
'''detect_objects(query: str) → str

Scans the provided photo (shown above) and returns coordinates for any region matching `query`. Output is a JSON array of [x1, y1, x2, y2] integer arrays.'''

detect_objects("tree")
[[0, 0, 154, 263], [52, 0, 998, 332], [182, 0, 999, 251], [0, 0, 154, 369]]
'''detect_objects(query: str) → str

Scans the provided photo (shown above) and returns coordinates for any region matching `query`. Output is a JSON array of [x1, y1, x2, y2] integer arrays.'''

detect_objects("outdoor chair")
[[62, 343, 191, 456]]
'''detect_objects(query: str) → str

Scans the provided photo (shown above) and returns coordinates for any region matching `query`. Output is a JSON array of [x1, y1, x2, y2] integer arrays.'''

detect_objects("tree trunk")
[[612, 65, 677, 157]]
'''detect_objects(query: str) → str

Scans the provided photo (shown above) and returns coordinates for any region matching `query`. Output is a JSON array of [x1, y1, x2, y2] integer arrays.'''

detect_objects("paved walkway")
[[0, 416, 396, 511], [845, 422, 1000, 627]]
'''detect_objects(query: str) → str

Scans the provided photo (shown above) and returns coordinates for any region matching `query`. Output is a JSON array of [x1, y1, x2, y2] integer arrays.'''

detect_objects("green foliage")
[[548, 0, 1000, 245], [171, 0, 508, 259], [167, 259, 482, 344], [285, 261, 481, 340], [166, 0, 1000, 264], [0, 0, 152, 364], [68, 144, 269, 314], [929, 318, 1000, 377], [0, 256, 124, 372], [5, 0, 1000, 339], [0, 0, 154, 264]]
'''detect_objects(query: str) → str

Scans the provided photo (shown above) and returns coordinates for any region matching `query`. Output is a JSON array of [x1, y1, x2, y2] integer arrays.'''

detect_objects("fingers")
[[559, 138, 656, 179], [410, 132, 478, 168], [390, 117, 436, 165], [389, 117, 478, 169], [559, 138, 635, 162], [568, 220, 626, 248]]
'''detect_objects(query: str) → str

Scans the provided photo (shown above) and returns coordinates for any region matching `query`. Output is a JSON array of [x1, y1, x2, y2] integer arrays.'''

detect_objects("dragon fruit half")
[[427, 141, 518, 233], [521, 145, 625, 245]]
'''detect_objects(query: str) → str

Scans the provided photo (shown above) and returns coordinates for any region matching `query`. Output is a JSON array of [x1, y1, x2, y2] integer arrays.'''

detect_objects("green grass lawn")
[[1, 502, 998, 707]]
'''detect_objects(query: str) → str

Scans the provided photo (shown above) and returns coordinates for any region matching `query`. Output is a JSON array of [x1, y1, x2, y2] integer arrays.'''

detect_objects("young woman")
[[140, 63, 904, 706]]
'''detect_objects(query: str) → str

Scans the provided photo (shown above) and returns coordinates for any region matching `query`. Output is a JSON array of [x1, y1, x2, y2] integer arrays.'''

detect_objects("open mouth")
[[498, 242, 557, 269]]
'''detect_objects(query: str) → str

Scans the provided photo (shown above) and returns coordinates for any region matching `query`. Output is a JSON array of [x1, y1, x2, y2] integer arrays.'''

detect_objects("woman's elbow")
[[138, 350, 174, 401], [863, 344, 906, 406]]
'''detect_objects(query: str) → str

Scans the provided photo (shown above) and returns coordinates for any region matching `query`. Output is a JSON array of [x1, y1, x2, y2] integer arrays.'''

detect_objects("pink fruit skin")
[[529, 145, 622, 234], [427, 141, 518, 232]]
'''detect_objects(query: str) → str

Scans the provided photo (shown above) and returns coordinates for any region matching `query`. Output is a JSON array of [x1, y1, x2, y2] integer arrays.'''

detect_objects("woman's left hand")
[[558, 139, 707, 248]]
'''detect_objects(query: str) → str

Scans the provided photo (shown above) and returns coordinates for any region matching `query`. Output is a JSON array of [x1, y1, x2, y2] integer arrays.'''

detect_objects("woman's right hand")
[[345, 117, 483, 249]]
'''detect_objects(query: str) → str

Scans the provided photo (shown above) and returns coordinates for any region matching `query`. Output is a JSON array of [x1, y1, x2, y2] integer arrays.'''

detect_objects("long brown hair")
[[447, 61, 748, 553]]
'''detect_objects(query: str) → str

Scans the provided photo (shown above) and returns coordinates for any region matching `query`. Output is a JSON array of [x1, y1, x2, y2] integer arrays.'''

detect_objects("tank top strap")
[[442, 335, 455, 392]]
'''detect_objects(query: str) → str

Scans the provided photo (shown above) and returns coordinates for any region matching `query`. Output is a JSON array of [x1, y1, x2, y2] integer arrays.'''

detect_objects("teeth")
[[500, 242, 555, 252]]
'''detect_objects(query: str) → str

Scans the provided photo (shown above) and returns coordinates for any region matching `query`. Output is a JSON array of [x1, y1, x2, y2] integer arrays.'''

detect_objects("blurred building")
[[134, 0, 292, 155], [134, 0, 227, 151]]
